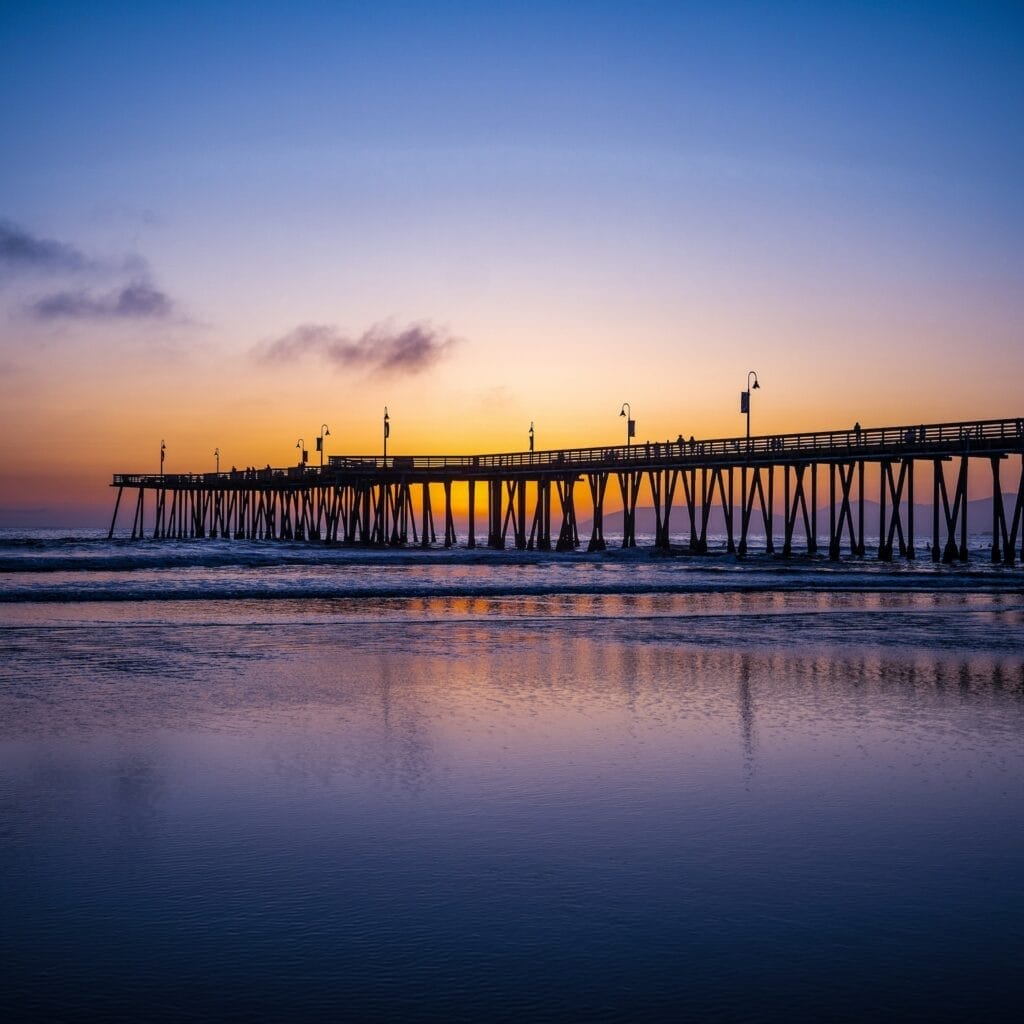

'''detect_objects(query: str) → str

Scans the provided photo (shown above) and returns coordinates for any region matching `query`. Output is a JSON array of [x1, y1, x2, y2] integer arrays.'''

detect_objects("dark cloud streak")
[[0, 219, 92, 276], [29, 280, 173, 321], [256, 322, 458, 377], [2, 217, 179, 324]]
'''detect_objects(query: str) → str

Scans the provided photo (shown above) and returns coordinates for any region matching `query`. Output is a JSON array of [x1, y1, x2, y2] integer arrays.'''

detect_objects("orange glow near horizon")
[[1, 336, 1021, 529]]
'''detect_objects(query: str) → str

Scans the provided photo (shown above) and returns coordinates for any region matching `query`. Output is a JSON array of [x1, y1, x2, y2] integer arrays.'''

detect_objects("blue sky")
[[1, 1, 1022, 521]]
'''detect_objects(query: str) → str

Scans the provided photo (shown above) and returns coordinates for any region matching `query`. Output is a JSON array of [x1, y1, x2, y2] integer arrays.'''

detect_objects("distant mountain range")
[[586, 494, 1019, 541]]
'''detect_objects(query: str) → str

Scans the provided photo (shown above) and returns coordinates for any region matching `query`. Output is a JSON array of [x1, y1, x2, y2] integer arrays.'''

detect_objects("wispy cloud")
[[0, 219, 92, 276], [1, 217, 180, 326], [255, 321, 459, 377], [28, 279, 173, 321]]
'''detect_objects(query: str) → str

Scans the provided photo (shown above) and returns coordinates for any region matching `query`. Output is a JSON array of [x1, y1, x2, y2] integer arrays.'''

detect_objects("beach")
[[2, 533, 1023, 1021]]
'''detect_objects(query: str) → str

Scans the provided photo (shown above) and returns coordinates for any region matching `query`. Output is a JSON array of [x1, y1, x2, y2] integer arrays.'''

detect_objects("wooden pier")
[[109, 417, 1024, 564]]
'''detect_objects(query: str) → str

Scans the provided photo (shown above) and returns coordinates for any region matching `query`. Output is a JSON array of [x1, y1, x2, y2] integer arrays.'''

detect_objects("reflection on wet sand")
[[2, 593, 1023, 1023]]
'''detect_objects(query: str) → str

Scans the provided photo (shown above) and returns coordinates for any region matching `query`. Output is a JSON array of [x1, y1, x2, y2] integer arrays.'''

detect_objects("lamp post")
[[620, 403, 635, 447], [383, 407, 390, 466], [214, 447, 220, 473], [741, 371, 760, 450], [529, 421, 535, 452], [296, 438, 307, 465], [160, 439, 166, 477], [317, 423, 330, 467]]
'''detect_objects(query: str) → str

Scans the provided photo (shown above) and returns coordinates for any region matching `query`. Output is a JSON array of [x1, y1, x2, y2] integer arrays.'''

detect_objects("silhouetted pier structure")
[[109, 417, 1024, 564]]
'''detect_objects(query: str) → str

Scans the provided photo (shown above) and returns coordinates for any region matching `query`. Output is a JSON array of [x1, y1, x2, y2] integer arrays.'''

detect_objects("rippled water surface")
[[2, 532, 1023, 1021]]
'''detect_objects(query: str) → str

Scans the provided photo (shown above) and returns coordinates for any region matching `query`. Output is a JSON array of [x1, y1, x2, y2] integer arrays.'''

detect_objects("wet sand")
[[2, 594, 1023, 1021]]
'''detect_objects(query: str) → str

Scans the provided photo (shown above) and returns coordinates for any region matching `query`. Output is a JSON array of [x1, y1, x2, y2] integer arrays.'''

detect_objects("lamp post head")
[[752, 379, 760, 390]]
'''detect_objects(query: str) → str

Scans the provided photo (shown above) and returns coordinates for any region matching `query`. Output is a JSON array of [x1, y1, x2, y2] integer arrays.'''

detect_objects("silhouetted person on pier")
[[854, 422, 862, 443]]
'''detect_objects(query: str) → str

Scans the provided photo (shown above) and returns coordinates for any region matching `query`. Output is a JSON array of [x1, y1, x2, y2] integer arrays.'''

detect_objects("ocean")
[[2, 529, 1023, 1021]]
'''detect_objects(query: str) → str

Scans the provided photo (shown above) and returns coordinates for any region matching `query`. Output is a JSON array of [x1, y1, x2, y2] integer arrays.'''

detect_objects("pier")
[[109, 417, 1024, 564]]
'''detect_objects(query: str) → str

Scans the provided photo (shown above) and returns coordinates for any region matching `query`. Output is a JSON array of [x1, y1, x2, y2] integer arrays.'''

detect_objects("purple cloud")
[[29, 279, 173, 320], [2, 218, 180, 325], [0, 219, 92, 276], [255, 321, 459, 377]]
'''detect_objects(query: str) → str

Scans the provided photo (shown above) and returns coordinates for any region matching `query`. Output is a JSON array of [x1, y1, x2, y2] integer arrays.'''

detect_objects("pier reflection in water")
[[2, 594, 1023, 1021]]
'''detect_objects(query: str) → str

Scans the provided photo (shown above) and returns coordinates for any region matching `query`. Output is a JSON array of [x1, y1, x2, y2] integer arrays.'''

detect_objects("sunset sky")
[[1, 1, 1022, 525]]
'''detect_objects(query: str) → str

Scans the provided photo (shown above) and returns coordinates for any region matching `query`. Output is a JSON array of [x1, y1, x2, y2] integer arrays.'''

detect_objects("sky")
[[1, 1, 1022, 526]]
